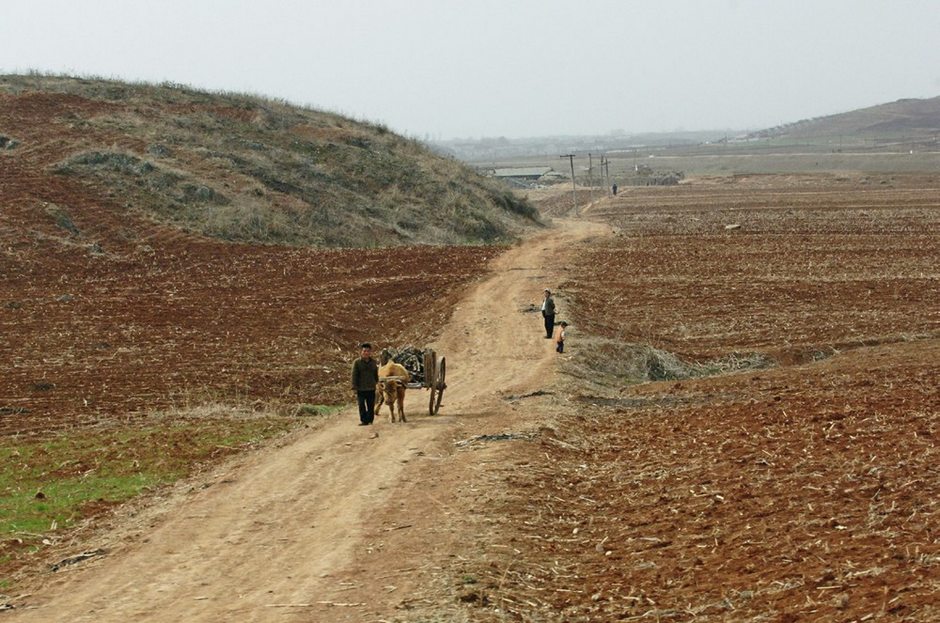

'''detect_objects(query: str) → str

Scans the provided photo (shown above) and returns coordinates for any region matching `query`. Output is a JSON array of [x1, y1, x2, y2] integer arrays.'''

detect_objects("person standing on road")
[[351, 342, 379, 426], [541, 289, 556, 339]]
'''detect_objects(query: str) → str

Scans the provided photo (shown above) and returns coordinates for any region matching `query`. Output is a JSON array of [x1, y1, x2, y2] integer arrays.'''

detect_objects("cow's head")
[[380, 379, 402, 401]]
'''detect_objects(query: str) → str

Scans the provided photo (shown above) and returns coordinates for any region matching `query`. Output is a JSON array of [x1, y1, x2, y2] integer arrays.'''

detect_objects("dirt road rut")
[[8, 219, 609, 622]]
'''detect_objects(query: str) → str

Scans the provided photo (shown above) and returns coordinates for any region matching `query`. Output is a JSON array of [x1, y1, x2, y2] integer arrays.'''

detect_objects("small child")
[[555, 321, 568, 353]]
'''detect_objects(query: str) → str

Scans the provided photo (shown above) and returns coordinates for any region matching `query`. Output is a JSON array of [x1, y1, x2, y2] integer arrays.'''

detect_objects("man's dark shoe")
[[359, 422, 369, 426]]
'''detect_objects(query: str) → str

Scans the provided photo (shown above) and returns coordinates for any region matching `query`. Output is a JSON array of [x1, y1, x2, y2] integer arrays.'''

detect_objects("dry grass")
[[562, 335, 772, 398], [0, 72, 539, 247]]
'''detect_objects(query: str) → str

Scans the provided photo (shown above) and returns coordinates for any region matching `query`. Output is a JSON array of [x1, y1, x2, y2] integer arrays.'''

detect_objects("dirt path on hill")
[[7, 217, 611, 622]]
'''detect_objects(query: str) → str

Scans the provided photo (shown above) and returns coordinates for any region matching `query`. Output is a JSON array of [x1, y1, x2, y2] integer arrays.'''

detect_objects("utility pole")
[[588, 152, 594, 204], [560, 154, 576, 213], [602, 155, 611, 195]]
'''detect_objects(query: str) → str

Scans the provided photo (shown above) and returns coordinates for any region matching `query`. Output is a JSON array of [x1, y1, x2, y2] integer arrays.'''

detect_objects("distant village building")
[[491, 167, 553, 180]]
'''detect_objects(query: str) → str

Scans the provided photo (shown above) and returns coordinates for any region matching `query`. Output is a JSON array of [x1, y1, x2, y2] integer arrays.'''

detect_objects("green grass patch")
[[0, 416, 296, 584]]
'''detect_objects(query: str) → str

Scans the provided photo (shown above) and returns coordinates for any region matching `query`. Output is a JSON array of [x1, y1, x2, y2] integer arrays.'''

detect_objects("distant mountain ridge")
[[749, 95, 940, 141]]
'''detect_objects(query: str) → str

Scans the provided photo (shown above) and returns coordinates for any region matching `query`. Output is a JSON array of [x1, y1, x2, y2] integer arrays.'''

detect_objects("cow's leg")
[[375, 384, 385, 417], [399, 390, 407, 423]]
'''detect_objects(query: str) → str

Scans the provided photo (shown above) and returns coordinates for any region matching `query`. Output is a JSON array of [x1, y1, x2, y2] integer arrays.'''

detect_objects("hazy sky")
[[2, 0, 939, 138]]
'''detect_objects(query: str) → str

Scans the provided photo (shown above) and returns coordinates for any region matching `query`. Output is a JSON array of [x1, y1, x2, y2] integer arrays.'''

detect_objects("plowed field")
[[453, 175, 940, 622], [1, 175, 938, 622], [574, 174, 940, 359], [1, 239, 494, 437], [0, 91, 498, 436]]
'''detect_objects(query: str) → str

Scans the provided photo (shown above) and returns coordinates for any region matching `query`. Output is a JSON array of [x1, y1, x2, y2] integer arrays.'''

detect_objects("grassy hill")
[[749, 95, 940, 144], [1, 74, 533, 583], [0, 74, 537, 246]]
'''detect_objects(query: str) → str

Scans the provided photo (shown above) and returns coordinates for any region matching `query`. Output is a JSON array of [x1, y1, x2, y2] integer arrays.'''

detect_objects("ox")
[[376, 351, 411, 423]]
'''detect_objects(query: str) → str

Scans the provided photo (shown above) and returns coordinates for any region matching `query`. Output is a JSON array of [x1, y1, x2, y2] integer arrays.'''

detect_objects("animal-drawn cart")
[[418, 349, 447, 415], [384, 347, 447, 415]]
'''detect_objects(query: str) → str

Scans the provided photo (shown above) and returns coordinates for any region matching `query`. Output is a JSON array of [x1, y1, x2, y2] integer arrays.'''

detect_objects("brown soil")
[[0, 93, 498, 435], [2, 212, 605, 622], [447, 175, 940, 622], [573, 174, 940, 359], [1, 233, 494, 435], [3, 175, 938, 622], [459, 339, 939, 621]]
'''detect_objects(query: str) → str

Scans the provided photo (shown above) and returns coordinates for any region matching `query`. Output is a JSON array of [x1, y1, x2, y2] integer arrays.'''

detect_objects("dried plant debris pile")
[[385, 346, 428, 384]]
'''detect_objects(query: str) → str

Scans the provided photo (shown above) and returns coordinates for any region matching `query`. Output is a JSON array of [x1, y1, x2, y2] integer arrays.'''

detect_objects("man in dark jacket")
[[351, 342, 379, 425], [541, 289, 556, 339]]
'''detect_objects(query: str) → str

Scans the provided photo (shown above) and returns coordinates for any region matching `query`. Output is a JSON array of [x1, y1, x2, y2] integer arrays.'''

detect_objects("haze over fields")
[[2, 0, 939, 138]]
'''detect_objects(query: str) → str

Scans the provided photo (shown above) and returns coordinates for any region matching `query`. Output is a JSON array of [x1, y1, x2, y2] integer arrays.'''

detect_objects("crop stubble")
[[1, 92, 499, 438], [573, 174, 939, 359], [457, 175, 939, 621]]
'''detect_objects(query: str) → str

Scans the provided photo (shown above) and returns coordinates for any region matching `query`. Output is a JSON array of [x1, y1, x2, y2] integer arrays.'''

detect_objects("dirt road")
[[7, 218, 609, 622]]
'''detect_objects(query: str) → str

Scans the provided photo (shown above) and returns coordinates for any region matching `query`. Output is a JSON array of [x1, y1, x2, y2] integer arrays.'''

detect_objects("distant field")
[[463, 173, 940, 621], [464, 93, 940, 178], [477, 147, 940, 179], [574, 173, 940, 359], [603, 149, 940, 177]]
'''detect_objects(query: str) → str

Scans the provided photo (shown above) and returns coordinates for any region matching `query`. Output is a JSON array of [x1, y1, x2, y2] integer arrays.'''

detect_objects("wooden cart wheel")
[[432, 357, 446, 415], [425, 350, 437, 416]]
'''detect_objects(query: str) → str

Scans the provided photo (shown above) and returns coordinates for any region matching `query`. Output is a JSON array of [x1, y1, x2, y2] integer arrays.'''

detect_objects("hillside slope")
[[750, 95, 940, 142], [0, 74, 537, 246], [1, 76, 520, 581]]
